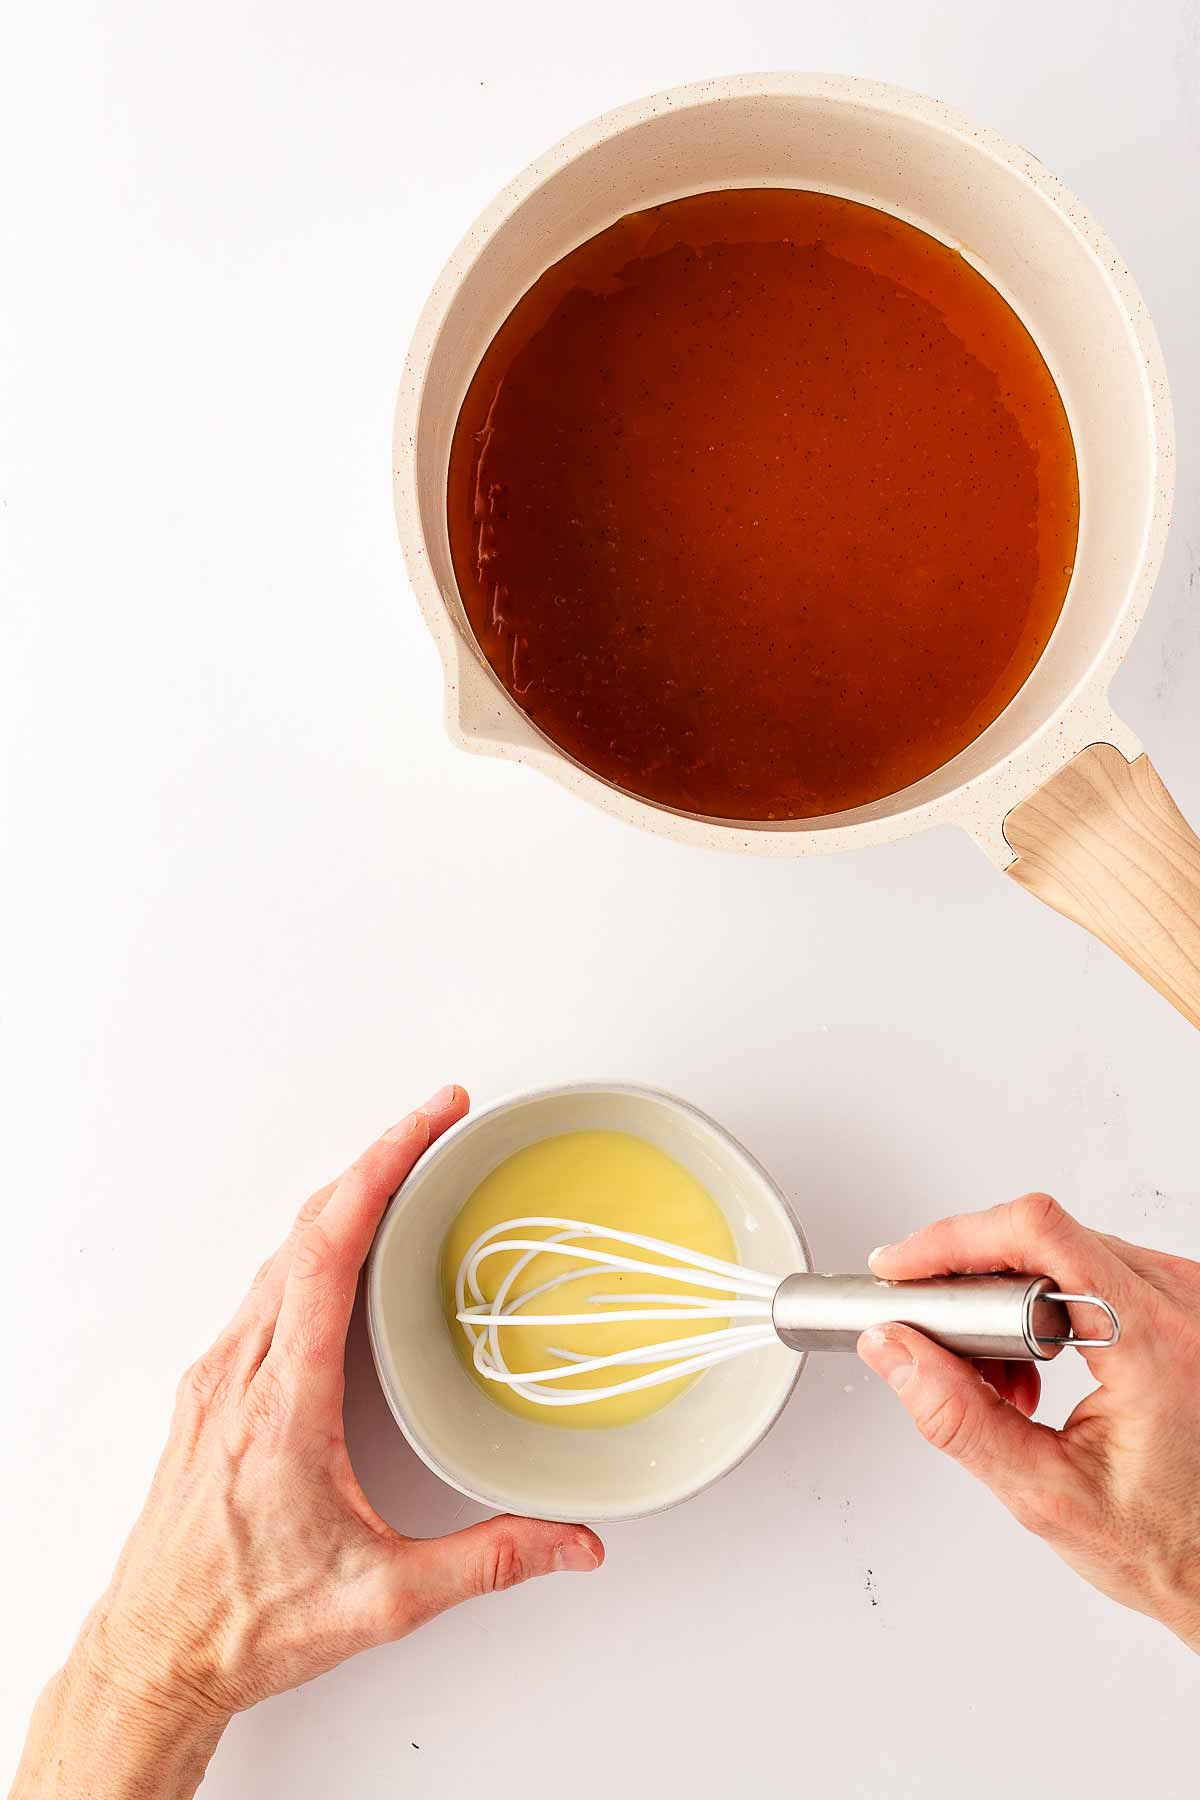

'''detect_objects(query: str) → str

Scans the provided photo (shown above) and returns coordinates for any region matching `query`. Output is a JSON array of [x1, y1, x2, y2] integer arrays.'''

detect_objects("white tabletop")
[[4, 4, 1199, 1794]]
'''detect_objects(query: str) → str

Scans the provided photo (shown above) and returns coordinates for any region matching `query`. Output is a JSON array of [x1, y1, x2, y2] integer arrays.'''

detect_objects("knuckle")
[[177, 1339, 238, 1412], [286, 1188, 329, 1245], [1014, 1191, 1068, 1245], [1009, 1484, 1090, 1544], [290, 1219, 335, 1283], [373, 1590, 422, 1641], [249, 1255, 275, 1292], [241, 1363, 291, 1438], [1007, 1488, 1056, 1538], [477, 1531, 525, 1595], [916, 1385, 983, 1462], [175, 1363, 204, 1410], [294, 1190, 329, 1232]]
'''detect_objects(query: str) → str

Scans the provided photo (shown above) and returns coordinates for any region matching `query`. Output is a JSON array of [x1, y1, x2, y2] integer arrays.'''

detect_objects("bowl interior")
[[406, 78, 1162, 833], [367, 1086, 809, 1521]]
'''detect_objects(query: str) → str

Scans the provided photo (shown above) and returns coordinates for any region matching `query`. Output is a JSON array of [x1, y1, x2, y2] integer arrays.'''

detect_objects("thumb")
[[388, 1514, 603, 1634], [858, 1324, 1062, 1501]]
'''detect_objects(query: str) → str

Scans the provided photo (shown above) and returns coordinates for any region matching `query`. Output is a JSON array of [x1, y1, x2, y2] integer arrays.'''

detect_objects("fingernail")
[[860, 1326, 914, 1391], [384, 1112, 426, 1142], [420, 1084, 460, 1116], [553, 1540, 599, 1573], [868, 1245, 890, 1267]]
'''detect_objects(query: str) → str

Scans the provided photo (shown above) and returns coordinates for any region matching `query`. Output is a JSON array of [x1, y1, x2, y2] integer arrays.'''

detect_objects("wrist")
[[82, 1604, 233, 1728], [11, 1627, 229, 1800]]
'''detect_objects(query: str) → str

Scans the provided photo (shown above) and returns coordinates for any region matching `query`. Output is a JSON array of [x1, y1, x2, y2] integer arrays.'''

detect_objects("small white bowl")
[[366, 1083, 810, 1522]]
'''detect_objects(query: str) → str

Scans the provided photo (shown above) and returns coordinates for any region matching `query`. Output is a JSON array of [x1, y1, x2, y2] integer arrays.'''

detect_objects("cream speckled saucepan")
[[395, 73, 1200, 1028]]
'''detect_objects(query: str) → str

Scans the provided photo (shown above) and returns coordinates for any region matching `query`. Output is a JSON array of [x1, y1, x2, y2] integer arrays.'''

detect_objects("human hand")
[[858, 1192, 1200, 1652], [11, 1086, 602, 1800]]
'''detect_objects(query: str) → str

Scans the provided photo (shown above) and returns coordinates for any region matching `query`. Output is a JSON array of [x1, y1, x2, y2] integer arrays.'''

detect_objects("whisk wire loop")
[[453, 1216, 778, 1408]]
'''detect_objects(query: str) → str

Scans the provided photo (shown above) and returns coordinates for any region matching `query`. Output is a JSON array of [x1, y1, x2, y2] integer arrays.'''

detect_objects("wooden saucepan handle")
[[1005, 744, 1200, 1030]]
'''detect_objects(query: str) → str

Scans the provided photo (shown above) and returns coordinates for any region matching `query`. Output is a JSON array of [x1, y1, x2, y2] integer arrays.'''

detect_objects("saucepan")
[[394, 73, 1200, 1028]]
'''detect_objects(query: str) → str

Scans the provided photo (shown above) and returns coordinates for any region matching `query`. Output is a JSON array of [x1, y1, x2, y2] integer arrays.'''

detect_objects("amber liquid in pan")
[[447, 190, 1079, 820]]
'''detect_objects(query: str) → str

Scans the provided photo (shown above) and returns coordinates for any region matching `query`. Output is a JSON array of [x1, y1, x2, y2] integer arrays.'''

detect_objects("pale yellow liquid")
[[441, 1130, 738, 1428]]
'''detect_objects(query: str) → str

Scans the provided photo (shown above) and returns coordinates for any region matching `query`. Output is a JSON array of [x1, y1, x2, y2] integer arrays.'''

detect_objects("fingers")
[[859, 1324, 1066, 1510], [970, 1358, 1041, 1419], [256, 1182, 337, 1296], [224, 1180, 339, 1366], [265, 1084, 469, 1403], [378, 1514, 603, 1638], [1096, 1233, 1200, 1310], [868, 1193, 1148, 1382]]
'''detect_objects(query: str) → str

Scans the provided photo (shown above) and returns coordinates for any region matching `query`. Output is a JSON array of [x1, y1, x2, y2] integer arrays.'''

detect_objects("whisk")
[[454, 1216, 1121, 1408]]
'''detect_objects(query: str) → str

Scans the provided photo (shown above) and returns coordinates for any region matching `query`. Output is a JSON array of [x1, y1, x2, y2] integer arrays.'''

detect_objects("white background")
[[3, 3, 1199, 1794]]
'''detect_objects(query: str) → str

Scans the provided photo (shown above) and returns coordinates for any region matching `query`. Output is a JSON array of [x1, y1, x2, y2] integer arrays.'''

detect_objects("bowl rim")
[[365, 1080, 813, 1522], [393, 70, 1174, 867]]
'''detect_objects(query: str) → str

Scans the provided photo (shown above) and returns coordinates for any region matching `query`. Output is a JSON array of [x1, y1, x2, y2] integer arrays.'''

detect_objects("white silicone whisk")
[[453, 1216, 1121, 1408]]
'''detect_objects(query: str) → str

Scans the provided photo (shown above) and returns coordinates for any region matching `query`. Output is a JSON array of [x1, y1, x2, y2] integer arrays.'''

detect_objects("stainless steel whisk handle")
[[771, 1273, 1121, 1361]]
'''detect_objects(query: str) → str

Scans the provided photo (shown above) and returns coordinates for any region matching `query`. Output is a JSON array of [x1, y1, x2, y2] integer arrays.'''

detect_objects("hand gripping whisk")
[[454, 1217, 1121, 1408]]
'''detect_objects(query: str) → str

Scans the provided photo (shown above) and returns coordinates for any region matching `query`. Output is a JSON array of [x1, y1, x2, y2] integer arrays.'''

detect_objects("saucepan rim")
[[393, 71, 1174, 864]]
